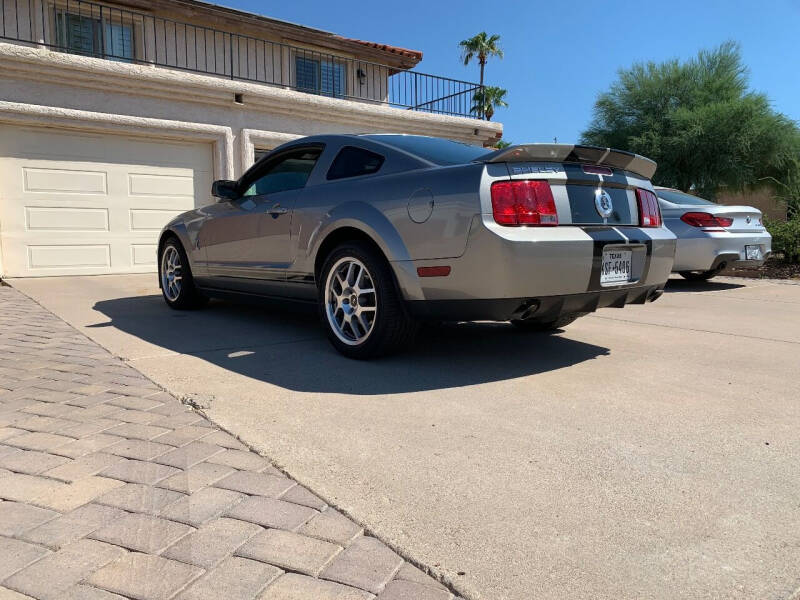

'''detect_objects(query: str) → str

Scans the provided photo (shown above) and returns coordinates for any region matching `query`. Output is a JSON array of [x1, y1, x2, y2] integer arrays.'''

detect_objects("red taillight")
[[490, 180, 558, 226], [635, 188, 662, 227], [716, 216, 733, 227], [680, 212, 733, 230]]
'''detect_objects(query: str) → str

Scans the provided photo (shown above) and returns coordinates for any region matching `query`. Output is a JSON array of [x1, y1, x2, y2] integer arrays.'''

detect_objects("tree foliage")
[[471, 86, 507, 121], [458, 32, 503, 79], [581, 41, 799, 199], [459, 32, 503, 119]]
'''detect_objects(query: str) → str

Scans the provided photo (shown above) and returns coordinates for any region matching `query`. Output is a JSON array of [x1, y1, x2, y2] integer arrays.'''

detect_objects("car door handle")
[[266, 204, 288, 216]]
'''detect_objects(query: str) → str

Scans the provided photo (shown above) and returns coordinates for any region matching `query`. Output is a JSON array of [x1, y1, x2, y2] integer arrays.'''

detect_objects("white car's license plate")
[[745, 245, 762, 260], [600, 249, 632, 285]]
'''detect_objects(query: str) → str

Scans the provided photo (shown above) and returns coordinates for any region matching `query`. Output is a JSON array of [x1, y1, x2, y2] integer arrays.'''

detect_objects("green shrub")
[[765, 217, 800, 263]]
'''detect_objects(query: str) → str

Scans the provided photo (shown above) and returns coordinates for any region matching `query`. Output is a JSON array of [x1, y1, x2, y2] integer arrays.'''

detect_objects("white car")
[[655, 187, 772, 281]]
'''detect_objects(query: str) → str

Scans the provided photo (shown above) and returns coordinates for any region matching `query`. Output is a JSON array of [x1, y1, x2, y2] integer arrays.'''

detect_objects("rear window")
[[656, 189, 716, 206], [363, 134, 491, 165], [327, 146, 385, 180]]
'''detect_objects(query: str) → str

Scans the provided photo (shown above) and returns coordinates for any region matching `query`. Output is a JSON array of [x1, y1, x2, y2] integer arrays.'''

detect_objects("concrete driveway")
[[10, 274, 800, 600]]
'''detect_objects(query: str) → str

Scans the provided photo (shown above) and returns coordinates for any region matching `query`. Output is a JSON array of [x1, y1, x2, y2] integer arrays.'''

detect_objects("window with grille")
[[295, 56, 345, 97], [55, 11, 133, 61]]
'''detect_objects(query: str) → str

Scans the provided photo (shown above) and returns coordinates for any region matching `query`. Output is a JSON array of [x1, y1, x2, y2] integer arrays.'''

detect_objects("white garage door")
[[0, 126, 213, 277]]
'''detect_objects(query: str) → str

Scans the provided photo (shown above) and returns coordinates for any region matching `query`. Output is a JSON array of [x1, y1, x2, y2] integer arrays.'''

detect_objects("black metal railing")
[[0, 0, 483, 118]]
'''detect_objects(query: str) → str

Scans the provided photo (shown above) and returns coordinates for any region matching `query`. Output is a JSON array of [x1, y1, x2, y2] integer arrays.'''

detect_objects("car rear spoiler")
[[480, 144, 657, 180]]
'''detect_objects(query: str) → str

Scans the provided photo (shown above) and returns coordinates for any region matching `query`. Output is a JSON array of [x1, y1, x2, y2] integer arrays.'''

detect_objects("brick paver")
[[0, 285, 454, 599], [89, 512, 193, 553], [237, 529, 342, 577], [0, 503, 59, 537], [320, 536, 404, 594], [175, 557, 281, 600], [162, 517, 261, 568], [86, 553, 203, 600]]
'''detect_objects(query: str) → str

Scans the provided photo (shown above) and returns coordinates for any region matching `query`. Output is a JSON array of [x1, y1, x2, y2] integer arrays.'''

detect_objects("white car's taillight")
[[491, 180, 558, 226], [680, 212, 733, 231]]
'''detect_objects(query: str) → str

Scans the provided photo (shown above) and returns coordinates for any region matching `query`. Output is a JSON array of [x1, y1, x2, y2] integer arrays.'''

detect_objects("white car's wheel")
[[319, 242, 417, 359], [679, 270, 718, 281]]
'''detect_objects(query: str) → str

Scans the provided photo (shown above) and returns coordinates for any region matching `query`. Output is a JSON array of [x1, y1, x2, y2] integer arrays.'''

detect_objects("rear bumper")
[[672, 231, 772, 272], [407, 285, 665, 321], [394, 217, 676, 302]]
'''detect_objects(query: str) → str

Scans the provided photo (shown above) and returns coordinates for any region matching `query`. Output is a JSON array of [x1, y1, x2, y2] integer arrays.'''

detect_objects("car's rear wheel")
[[679, 270, 718, 281], [159, 236, 207, 309], [511, 312, 586, 331], [319, 242, 418, 359]]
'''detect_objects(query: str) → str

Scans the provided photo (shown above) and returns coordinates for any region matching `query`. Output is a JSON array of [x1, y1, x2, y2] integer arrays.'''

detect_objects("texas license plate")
[[745, 245, 762, 260], [601, 249, 632, 285]]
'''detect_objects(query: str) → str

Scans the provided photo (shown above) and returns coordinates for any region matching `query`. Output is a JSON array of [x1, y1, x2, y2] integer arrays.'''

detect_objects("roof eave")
[[162, 0, 423, 69]]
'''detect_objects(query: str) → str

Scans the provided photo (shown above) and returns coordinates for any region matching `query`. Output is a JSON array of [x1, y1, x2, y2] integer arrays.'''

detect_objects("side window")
[[243, 148, 322, 197], [327, 146, 385, 181]]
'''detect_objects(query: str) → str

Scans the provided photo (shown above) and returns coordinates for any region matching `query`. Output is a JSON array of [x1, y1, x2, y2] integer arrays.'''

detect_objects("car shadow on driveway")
[[92, 294, 609, 395], [664, 279, 745, 293]]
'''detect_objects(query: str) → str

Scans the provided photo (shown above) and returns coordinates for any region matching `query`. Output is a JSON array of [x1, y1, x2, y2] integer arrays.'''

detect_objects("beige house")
[[0, 0, 502, 277]]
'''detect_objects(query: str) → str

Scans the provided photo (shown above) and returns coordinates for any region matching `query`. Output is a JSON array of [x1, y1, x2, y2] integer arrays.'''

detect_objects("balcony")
[[0, 0, 484, 119]]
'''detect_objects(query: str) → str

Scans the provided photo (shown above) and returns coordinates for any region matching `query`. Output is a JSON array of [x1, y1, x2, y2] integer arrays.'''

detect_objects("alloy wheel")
[[325, 257, 377, 345], [161, 245, 183, 302]]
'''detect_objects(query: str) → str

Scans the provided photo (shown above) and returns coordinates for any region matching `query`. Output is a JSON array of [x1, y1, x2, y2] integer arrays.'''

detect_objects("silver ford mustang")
[[158, 135, 676, 358], [655, 187, 772, 281]]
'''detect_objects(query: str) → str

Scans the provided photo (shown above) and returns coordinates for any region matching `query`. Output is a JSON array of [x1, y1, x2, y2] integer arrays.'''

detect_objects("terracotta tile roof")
[[339, 37, 423, 63]]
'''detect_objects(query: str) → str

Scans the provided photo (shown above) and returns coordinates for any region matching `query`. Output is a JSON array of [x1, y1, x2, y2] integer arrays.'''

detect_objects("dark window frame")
[[240, 144, 324, 197], [326, 146, 386, 181], [295, 55, 347, 98], [54, 10, 135, 62]]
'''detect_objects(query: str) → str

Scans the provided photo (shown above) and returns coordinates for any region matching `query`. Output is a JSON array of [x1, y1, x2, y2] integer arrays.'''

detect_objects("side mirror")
[[211, 179, 240, 201]]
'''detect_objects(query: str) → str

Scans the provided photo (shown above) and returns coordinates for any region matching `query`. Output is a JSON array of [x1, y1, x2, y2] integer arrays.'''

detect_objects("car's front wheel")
[[319, 242, 418, 359], [679, 270, 718, 281], [159, 236, 207, 309]]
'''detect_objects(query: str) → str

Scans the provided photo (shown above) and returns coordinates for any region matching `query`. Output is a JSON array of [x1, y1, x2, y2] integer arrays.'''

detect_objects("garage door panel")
[[129, 173, 195, 198], [0, 125, 213, 277], [131, 244, 158, 266], [26, 207, 110, 231], [23, 166, 108, 194], [28, 245, 111, 269], [130, 209, 184, 231]]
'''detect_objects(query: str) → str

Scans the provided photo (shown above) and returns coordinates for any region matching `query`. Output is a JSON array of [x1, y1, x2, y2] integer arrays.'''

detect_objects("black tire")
[[679, 270, 718, 281], [511, 312, 586, 332], [159, 236, 207, 310], [318, 241, 418, 359]]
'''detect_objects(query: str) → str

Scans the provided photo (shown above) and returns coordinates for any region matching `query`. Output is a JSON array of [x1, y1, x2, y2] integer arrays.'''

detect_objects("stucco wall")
[[0, 42, 502, 178], [1, 0, 390, 103]]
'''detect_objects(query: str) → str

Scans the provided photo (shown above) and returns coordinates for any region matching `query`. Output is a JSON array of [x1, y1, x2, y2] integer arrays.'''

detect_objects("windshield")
[[363, 134, 492, 165], [656, 189, 716, 206]]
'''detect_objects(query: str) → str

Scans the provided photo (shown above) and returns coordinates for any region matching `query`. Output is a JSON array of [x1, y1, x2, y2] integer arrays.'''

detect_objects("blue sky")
[[230, 0, 800, 144]]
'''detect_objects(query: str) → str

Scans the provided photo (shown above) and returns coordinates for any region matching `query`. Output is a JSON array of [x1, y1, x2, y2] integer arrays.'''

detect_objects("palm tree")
[[471, 86, 508, 121], [459, 32, 503, 118], [495, 139, 512, 149]]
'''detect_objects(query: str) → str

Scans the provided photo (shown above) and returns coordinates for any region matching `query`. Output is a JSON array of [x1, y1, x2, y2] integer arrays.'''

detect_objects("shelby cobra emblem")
[[595, 188, 614, 218]]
